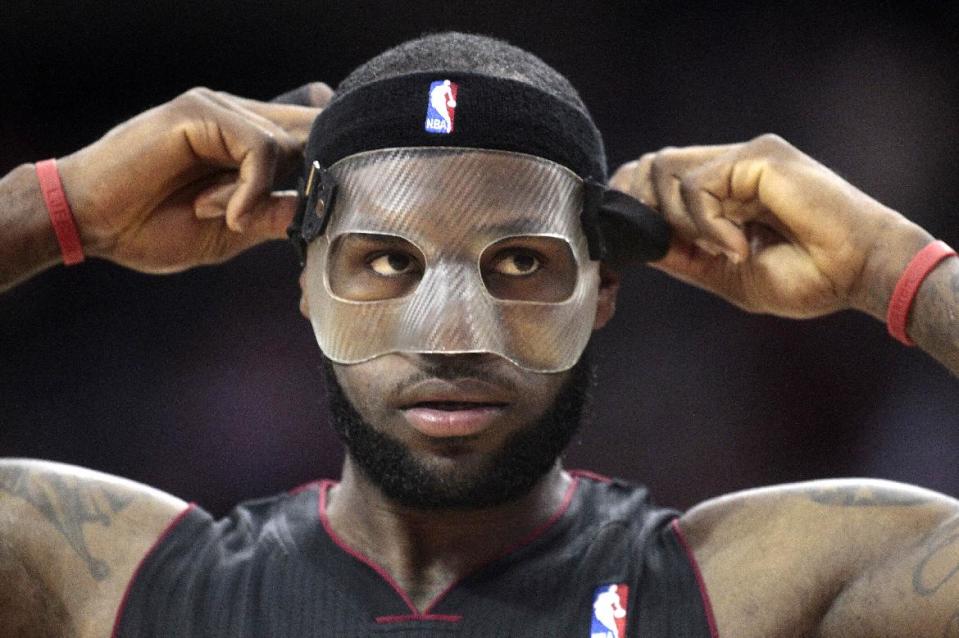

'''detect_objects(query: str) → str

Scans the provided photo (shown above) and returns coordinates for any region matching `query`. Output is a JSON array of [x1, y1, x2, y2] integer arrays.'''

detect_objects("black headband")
[[288, 71, 669, 265]]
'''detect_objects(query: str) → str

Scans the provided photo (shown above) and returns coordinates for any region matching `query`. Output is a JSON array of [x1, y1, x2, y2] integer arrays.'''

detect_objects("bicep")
[[0, 536, 72, 636], [0, 459, 187, 631], [681, 479, 959, 638], [820, 511, 959, 638]]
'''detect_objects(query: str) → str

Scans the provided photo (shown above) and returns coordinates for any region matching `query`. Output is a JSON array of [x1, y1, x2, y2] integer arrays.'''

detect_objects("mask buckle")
[[287, 160, 338, 266]]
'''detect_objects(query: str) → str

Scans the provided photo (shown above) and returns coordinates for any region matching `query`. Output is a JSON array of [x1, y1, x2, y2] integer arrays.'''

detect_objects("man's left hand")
[[609, 134, 932, 320]]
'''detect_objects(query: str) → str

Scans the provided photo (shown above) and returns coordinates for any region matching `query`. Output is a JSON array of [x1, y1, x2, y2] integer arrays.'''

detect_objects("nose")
[[407, 262, 501, 350]]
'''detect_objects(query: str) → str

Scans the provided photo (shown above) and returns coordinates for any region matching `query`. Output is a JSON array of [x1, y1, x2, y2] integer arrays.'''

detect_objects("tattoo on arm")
[[913, 518, 959, 637], [914, 518, 959, 596], [806, 484, 931, 507], [0, 464, 134, 581]]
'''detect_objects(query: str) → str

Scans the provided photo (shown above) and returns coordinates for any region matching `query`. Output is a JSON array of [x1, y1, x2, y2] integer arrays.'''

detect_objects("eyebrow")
[[340, 233, 415, 247], [479, 217, 559, 235]]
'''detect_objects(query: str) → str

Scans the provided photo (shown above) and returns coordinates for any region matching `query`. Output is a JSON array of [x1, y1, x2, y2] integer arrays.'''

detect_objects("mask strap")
[[596, 188, 672, 265], [288, 161, 338, 266], [581, 181, 608, 261], [289, 162, 670, 268], [583, 180, 672, 264]]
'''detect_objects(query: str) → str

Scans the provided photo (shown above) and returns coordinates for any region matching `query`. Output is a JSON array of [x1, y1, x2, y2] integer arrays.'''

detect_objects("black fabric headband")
[[288, 71, 670, 266]]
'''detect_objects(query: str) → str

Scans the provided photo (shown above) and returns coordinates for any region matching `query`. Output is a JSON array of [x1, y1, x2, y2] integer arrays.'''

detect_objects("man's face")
[[321, 347, 596, 509], [298, 149, 622, 508]]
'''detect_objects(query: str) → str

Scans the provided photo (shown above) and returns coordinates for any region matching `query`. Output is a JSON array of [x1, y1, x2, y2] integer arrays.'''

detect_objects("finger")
[[680, 160, 750, 263], [609, 154, 658, 208], [203, 89, 311, 197], [197, 94, 300, 231], [177, 90, 305, 231], [649, 149, 700, 241], [214, 94, 308, 196], [204, 89, 308, 149], [188, 191, 299, 268], [224, 191, 299, 250], [216, 90, 322, 138], [194, 181, 237, 219], [649, 235, 744, 302], [193, 173, 238, 218], [270, 81, 334, 108]]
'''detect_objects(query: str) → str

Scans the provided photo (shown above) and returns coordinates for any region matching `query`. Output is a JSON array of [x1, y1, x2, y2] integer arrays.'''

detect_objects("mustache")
[[394, 354, 521, 395]]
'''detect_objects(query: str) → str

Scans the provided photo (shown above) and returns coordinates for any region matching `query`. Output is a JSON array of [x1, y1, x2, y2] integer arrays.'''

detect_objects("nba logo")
[[590, 584, 629, 638], [425, 79, 458, 134]]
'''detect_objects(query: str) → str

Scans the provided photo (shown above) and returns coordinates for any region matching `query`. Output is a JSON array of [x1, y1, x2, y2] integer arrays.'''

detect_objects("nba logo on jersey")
[[590, 583, 629, 638], [424, 79, 458, 134]]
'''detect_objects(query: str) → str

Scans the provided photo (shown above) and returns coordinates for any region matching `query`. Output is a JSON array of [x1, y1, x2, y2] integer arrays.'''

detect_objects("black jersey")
[[113, 471, 717, 637]]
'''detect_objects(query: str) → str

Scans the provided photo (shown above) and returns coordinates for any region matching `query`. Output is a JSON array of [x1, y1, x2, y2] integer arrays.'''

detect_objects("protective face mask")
[[302, 147, 600, 373]]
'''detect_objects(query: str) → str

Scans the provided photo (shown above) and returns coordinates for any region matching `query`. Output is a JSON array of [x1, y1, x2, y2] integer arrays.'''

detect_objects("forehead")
[[326, 148, 586, 239]]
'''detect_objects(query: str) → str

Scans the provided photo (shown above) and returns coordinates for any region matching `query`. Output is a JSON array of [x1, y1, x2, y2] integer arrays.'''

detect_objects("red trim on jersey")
[[475, 475, 579, 576], [316, 475, 580, 618], [288, 479, 323, 495], [670, 518, 720, 638], [568, 468, 614, 483], [317, 480, 423, 615], [111, 503, 197, 638]]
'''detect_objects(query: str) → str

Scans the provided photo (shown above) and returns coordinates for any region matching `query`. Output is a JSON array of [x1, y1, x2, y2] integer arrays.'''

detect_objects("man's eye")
[[492, 252, 541, 276], [368, 252, 418, 276]]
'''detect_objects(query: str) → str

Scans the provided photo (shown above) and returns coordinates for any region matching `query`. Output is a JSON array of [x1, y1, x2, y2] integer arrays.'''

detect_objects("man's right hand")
[[56, 83, 331, 273]]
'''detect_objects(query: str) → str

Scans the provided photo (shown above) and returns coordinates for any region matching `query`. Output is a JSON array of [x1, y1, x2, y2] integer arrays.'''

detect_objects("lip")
[[395, 378, 512, 438], [402, 405, 506, 438]]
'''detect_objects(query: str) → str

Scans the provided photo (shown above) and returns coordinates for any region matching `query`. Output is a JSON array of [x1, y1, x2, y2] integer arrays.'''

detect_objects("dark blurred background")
[[1, 1, 957, 517]]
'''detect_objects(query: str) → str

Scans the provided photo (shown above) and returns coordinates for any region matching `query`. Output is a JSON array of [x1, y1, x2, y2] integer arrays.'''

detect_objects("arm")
[[0, 164, 63, 289], [610, 134, 958, 375], [0, 459, 188, 636], [0, 83, 331, 634], [680, 479, 959, 637], [0, 82, 331, 294]]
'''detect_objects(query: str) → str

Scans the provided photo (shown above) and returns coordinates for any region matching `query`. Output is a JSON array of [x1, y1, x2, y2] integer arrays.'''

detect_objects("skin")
[[0, 88, 958, 636]]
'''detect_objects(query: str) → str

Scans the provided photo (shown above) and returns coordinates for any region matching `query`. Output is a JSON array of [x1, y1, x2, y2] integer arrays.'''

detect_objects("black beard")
[[321, 349, 596, 510]]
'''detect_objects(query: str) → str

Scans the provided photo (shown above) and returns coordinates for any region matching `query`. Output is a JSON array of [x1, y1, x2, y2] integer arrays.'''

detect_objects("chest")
[[115, 482, 713, 637]]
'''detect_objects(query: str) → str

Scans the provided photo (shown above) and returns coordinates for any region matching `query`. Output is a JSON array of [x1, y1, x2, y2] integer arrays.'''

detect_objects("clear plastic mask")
[[303, 147, 600, 373]]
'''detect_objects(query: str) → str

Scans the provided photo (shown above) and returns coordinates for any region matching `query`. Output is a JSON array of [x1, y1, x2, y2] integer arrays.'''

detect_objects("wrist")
[[848, 214, 934, 322], [0, 164, 64, 292], [56, 149, 118, 259], [19, 163, 64, 266]]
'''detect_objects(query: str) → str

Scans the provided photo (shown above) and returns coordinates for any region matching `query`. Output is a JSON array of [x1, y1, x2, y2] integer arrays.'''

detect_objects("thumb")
[[649, 235, 731, 292], [226, 191, 298, 255]]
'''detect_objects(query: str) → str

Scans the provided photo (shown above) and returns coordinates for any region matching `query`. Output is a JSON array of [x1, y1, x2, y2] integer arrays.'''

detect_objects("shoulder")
[[680, 478, 957, 547], [0, 458, 189, 637], [676, 479, 959, 637], [569, 470, 676, 527]]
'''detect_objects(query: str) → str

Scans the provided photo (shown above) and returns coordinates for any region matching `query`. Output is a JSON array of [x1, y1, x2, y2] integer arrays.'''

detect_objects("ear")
[[593, 261, 621, 330], [298, 270, 310, 319]]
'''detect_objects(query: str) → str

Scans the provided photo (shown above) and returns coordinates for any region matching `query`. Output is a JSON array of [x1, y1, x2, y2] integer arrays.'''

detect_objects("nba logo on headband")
[[424, 80, 458, 134]]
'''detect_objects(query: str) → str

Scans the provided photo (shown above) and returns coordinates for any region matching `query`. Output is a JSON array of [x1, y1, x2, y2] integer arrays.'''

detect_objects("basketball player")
[[1, 33, 957, 637]]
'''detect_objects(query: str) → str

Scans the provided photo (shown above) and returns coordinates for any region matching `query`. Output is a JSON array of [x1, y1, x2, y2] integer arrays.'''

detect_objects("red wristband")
[[886, 239, 956, 346], [35, 158, 84, 266]]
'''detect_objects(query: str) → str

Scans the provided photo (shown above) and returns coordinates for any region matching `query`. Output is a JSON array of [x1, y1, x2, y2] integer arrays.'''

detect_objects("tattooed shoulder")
[[0, 460, 140, 581], [805, 481, 933, 508]]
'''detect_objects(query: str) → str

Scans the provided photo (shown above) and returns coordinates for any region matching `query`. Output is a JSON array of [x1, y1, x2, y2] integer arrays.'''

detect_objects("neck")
[[324, 457, 573, 611]]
